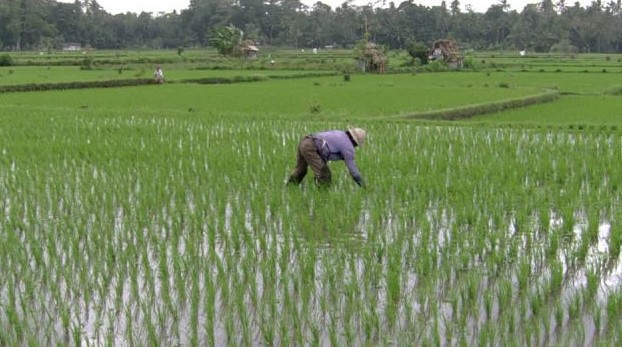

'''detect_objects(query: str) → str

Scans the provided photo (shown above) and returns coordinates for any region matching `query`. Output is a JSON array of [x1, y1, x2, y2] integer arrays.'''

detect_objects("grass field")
[[0, 65, 334, 86], [1, 52, 622, 345], [467, 96, 622, 126], [1, 73, 545, 120]]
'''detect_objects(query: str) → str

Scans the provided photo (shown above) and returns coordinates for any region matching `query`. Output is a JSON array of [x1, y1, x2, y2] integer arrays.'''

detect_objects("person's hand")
[[354, 177, 365, 188]]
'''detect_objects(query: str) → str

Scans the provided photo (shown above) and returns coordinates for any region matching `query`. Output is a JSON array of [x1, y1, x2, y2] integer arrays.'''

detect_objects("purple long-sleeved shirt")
[[312, 130, 362, 181]]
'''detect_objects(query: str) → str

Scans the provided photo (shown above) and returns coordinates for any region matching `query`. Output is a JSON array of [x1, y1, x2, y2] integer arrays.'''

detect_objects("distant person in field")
[[287, 128, 366, 188], [154, 66, 164, 84]]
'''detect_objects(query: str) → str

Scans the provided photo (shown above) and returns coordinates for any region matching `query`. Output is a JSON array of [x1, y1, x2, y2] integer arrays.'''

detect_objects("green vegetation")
[[0, 73, 544, 119], [467, 96, 622, 126], [209, 25, 244, 56], [1, 52, 622, 345], [1, 0, 622, 58], [0, 54, 13, 66]]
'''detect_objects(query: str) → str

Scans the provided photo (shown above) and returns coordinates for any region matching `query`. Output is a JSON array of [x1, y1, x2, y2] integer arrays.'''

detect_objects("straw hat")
[[348, 127, 366, 147]]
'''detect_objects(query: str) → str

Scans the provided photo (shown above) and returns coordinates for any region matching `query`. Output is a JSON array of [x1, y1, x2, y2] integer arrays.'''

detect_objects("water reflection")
[[283, 188, 369, 250]]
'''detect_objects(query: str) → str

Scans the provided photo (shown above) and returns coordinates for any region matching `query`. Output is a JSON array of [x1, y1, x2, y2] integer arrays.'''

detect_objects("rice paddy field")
[[1, 53, 622, 346]]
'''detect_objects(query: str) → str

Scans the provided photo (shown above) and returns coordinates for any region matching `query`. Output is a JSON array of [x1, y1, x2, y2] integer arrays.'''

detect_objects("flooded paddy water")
[[1, 115, 622, 345]]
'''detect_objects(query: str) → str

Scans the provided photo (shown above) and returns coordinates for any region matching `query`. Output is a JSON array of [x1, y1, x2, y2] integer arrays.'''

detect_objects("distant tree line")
[[1, 0, 621, 53]]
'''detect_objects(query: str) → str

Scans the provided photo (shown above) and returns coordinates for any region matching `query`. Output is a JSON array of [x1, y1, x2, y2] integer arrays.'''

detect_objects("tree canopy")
[[1, 0, 621, 53]]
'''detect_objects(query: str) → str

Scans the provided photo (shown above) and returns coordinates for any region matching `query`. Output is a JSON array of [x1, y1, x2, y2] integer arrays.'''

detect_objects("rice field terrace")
[[471, 52, 622, 73], [0, 65, 332, 86], [1, 55, 622, 346]]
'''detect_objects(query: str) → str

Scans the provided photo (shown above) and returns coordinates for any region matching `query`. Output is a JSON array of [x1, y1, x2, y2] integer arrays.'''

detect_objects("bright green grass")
[[2, 66, 622, 345], [472, 52, 622, 63], [8, 49, 622, 77], [470, 70, 622, 94], [466, 52, 622, 74], [3, 70, 622, 127], [467, 95, 622, 126], [3, 48, 357, 76], [1, 107, 621, 345], [5, 47, 353, 62], [0, 65, 329, 85], [0, 66, 143, 84], [0, 73, 542, 120]]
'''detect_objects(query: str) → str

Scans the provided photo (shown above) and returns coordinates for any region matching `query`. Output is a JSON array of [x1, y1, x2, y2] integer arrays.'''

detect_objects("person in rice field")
[[287, 128, 366, 188], [153, 65, 164, 84]]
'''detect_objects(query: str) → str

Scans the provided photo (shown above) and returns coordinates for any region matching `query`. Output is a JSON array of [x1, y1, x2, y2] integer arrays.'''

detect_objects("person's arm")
[[344, 155, 364, 188]]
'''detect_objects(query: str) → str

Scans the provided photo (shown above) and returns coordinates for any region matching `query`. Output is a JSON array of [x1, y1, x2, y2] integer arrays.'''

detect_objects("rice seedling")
[[1, 71, 622, 345]]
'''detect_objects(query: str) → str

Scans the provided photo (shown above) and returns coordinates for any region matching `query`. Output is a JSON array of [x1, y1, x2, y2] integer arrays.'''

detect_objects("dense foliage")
[[1, 0, 622, 53]]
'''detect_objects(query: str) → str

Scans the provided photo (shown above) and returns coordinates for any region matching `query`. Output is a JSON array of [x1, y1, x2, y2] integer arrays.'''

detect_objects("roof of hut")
[[429, 39, 462, 63]]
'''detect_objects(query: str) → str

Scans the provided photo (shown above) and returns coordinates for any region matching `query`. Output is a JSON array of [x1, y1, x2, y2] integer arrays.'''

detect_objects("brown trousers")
[[287, 136, 332, 187]]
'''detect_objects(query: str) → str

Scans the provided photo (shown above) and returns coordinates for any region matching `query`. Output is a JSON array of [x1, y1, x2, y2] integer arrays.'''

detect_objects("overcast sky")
[[58, 0, 563, 15]]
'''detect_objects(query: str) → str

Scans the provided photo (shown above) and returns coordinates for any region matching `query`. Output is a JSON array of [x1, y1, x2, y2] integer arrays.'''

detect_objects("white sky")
[[58, 0, 563, 15]]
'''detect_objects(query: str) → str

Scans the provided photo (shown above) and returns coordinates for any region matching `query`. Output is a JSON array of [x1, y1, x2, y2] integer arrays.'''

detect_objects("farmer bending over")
[[287, 128, 366, 188]]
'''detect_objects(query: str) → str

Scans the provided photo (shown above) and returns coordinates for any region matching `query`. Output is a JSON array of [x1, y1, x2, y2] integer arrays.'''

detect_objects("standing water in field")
[[1, 116, 622, 345]]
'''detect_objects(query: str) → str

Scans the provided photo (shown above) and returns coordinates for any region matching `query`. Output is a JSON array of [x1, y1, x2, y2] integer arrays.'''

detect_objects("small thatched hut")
[[428, 39, 463, 68], [235, 40, 259, 59]]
